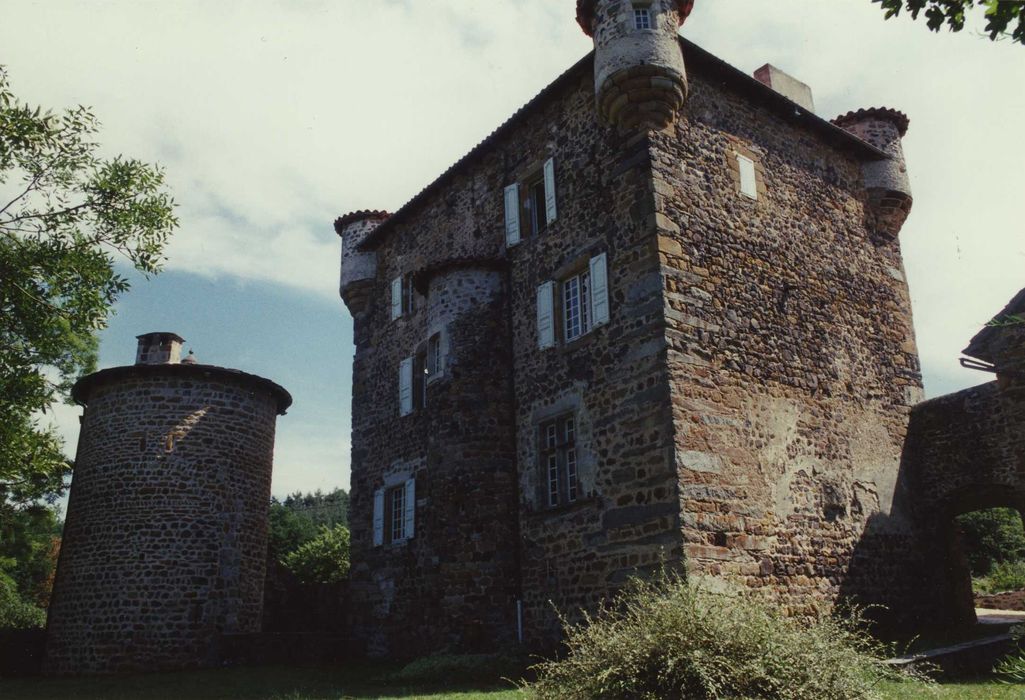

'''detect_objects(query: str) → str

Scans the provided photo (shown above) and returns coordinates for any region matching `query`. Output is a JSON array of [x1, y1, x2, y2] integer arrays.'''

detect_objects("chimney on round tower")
[[576, 0, 694, 131], [135, 332, 186, 365]]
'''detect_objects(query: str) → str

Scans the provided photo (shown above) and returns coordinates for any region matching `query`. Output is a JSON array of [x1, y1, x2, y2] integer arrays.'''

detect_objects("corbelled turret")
[[577, 0, 694, 131], [832, 108, 913, 241], [336, 210, 389, 316]]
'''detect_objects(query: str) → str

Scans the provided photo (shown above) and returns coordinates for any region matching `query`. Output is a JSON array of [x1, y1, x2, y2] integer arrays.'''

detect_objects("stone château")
[[335, 0, 936, 656]]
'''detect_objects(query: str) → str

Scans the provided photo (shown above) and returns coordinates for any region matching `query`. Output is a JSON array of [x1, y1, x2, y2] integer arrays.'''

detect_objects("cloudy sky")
[[4, 0, 1023, 499]]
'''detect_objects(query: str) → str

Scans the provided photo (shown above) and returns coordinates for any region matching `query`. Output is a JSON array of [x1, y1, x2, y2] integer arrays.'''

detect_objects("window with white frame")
[[563, 271, 592, 342], [536, 252, 609, 349], [389, 485, 405, 541], [634, 5, 652, 30], [540, 414, 579, 507], [373, 478, 415, 546], [504, 157, 557, 247]]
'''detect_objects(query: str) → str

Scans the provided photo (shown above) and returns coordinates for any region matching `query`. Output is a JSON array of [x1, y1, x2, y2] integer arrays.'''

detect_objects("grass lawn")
[[0, 665, 526, 699], [880, 679, 1023, 699], [1, 666, 1022, 699]]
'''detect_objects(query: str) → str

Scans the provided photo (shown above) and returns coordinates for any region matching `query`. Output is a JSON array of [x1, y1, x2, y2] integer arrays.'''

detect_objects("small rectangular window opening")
[[403, 273, 417, 314], [634, 6, 652, 30], [525, 175, 547, 236], [426, 333, 442, 378], [414, 351, 427, 409]]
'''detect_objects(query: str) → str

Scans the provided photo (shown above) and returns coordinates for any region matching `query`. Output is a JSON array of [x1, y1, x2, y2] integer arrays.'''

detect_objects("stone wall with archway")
[[897, 378, 1025, 629]]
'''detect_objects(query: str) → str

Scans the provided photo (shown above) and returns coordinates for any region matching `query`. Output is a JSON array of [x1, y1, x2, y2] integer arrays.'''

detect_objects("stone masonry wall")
[[348, 62, 682, 652], [896, 380, 1025, 628], [652, 62, 924, 617], [502, 102, 679, 643], [45, 371, 280, 674]]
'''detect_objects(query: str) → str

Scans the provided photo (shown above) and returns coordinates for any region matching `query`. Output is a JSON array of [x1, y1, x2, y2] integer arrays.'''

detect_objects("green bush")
[[0, 570, 45, 630], [281, 524, 350, 584], [995, 625, 1025, 684], [529, 572, 908, 700], [957, 508, 1025, 576], [974, 560, 1025, 595]]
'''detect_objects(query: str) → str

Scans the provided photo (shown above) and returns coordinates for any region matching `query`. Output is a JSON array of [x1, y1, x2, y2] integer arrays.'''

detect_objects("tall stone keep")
[[576, 0, 694, 130], [44, 334, 291, 675], [832, 107, 913, 239]]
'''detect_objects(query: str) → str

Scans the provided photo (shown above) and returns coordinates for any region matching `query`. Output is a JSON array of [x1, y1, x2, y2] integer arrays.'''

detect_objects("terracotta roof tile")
[[831, 107, 910, 137], [333, 210, 391, 235]]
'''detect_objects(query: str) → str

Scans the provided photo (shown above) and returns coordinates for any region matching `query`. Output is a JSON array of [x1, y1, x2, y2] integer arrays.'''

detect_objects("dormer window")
[[634, 5, 652, 30]]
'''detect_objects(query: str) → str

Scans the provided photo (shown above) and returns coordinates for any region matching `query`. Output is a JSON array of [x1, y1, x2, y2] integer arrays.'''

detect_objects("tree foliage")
[[268, 497, 319, 564], [268, 488, 349, 565], [0, 66, 177, 509], [956, 507, 1025, 576], [0, 502, 61, 609], [0, 570, 45, 630], [281, 524, 350, 584], [873, 0, 1025, 44], [282, 488, 350, 530]]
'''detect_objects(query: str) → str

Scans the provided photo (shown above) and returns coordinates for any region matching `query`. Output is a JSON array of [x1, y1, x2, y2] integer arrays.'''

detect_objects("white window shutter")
[[543, 157, 557, 225], [391, 276, 403, 319], [737, 154, 757, 199], [590, 253, 610, 327], [537, 281, 555, 349], [403, 478, 416, 540], [372, 489, 385, 546], [504, 184, 521, 247], [399, 357, 413, 416]]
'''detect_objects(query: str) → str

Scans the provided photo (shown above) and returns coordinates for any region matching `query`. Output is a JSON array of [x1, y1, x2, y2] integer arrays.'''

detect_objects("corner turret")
[[577, 0, 694, 131], [832, 107, 913, 240], [336, 210, 389, 316]]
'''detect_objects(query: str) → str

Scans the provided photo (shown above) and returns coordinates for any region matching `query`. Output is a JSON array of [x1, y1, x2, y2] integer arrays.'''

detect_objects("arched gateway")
[[898, 289, 1025, 628]]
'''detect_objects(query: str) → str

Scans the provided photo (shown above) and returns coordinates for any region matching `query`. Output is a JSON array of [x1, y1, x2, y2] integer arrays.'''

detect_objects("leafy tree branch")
[[872, 0, 1025, 44], [0, 65, 177, 514]]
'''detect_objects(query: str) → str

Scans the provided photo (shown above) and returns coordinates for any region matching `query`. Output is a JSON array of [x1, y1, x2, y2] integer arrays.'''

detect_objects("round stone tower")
[[44, 333, 291, 675], [336, 210, 389, 316], [576, 0, 695, 130], [832, 107, 913, 240]]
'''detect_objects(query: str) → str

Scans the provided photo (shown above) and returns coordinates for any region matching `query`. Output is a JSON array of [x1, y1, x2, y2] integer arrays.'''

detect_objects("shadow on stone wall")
[[218, 561, 361, 666], [0, 629, 45, 677], [839, 379, 1025, 636]]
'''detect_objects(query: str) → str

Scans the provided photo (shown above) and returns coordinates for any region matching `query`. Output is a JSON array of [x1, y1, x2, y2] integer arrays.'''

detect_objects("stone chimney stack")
[[336, 210, 389, 316], [577, 0, 695, 131], [135, 332, 185, 365], [753, 64, 815, 113]]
